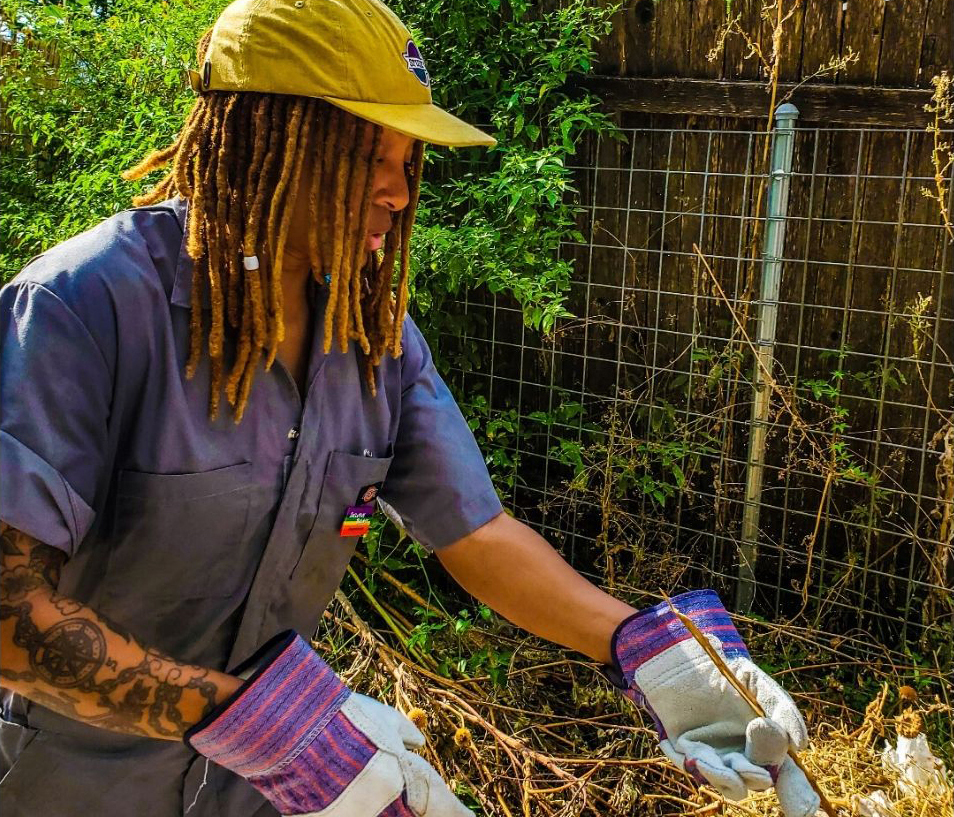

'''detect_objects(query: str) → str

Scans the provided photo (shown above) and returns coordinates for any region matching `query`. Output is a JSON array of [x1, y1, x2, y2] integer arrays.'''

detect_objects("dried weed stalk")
[[316, 573, 953, 817], [923, 72, 954, 241]]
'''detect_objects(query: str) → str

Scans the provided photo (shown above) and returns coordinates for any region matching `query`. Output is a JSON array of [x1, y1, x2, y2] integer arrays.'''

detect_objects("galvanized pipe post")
[[736, 103, 800, 612]]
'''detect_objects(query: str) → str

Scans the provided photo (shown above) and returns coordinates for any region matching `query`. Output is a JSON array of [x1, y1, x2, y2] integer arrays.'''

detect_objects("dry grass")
[[726, 685, 953, 817], [315, 575, 953, 817]]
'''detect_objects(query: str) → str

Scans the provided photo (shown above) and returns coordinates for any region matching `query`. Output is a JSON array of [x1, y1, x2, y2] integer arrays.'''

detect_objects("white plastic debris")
[[880, 732, 951, 798], [851, 790, 897, 817]]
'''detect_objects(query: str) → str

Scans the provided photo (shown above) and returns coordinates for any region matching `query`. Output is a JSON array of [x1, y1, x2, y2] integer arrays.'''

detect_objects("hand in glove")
[[610, 590, 819, 817], [186, 632, 471, 817]]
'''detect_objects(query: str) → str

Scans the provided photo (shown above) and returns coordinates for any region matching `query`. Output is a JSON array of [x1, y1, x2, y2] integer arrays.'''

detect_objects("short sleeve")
[[0, 282, 110, 555], [379, 318, 503, 550]]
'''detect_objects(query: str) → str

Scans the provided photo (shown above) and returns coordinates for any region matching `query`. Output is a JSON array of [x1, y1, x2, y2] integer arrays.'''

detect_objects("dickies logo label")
[[402, 40, 430, 87]]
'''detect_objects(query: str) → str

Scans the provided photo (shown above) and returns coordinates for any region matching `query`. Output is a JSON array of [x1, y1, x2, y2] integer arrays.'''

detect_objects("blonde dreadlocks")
[[122, 36, 424, 422]]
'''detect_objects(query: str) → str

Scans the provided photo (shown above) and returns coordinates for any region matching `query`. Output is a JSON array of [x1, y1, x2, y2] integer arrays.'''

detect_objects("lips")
[[366, 209, 391, 251], [366, 220, 389, 252]]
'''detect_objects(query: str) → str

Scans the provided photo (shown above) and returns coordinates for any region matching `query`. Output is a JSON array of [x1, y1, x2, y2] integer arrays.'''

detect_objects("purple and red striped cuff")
[[254, 715, 377, 812], [612, 590, 750, 681], [186, 631, 350, 778]]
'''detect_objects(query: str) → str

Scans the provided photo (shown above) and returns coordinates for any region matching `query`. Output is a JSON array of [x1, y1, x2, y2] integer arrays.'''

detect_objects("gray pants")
[[1, 695, 278, 817]]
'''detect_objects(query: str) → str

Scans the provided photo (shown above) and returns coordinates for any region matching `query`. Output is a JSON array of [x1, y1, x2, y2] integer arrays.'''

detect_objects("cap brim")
[[324, 98, 496, 147]]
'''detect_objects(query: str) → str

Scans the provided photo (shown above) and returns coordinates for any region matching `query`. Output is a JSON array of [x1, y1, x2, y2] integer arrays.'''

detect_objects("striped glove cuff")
[[611, 589, 750, 682], [185, 631, 350, 778]]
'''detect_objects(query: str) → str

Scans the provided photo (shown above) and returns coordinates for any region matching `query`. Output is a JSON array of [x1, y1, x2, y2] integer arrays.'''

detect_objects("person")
[[0, 1, 820, 815]]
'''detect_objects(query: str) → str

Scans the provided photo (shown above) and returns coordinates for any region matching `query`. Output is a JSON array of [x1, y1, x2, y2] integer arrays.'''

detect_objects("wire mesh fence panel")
[[440, 119, 954, 655]]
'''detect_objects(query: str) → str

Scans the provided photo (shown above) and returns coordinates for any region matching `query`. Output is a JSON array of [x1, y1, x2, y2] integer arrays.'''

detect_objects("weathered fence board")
[[573, 77, 937, 126], [595, 0, 952, 87]]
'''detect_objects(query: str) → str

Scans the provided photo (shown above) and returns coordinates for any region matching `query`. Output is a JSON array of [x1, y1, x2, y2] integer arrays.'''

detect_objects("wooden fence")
[[446, 1, 953, 644]]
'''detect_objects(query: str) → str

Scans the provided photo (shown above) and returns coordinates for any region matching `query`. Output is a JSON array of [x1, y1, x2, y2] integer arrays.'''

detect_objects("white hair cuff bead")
[[242, 255, 260, 271]]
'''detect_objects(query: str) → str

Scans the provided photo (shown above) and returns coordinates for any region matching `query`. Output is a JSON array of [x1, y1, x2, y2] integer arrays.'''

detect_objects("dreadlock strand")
[[254, 97, 287, 359], [243, 96, 271, 208], [339, 118, 368, 345], [236, 95, 270, 344], [269, 97, 317, 364], [320, 107, 344, 353], [206, 95, 241, 417], [244, 96, 283, 255], [184, 152, 208, 379], [226, 279, 252, 406], [243, 96, 285, 369], [345, 121, 379, 354], [306, 103, 327, 279], [131, 170, 175, 206], [203, 109, 224, 415], [219, 96, 268, 408], [122, 137, 182, 181], [388, 143, 425, 356], [203, 95, 224, 337], [264, 97, 307, 368], [235, 348, 261, 424], [363, 224, 398, 375], [173, 99, 213, 199], [222, 93, 247, 329], [330, 115, 358, 353], [122, 102, 202, 183]]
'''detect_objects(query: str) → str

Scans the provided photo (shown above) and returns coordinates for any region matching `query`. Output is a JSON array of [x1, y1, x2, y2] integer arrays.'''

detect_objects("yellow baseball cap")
[[187, 0, 495, 148]]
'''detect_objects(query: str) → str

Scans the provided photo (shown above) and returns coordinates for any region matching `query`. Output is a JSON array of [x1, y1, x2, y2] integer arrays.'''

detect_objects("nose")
[[371, 158, 410, 214]]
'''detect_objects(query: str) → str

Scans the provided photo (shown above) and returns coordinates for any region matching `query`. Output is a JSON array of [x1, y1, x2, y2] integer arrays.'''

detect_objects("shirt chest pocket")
[[289, 451, 393, 583], [105, 462, 257, 600]]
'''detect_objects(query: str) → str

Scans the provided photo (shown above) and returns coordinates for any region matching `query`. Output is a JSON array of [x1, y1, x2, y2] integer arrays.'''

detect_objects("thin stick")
[[352, 549, 444, 616], [660, 591, 839, 817], [345, 565, 436, 669]]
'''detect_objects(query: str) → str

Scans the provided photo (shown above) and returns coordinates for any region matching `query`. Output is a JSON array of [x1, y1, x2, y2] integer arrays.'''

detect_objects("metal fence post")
[[736, 103, 800, 612]]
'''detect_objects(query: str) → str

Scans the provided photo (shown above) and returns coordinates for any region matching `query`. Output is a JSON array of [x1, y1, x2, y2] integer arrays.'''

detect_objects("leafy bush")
[[2, 0, 618, 341], [391, 0, 618, 336], [1, 0, 216, 274]]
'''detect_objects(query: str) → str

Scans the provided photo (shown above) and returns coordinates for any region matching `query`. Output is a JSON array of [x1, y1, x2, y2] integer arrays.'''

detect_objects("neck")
[[281, 249, 315, 297]]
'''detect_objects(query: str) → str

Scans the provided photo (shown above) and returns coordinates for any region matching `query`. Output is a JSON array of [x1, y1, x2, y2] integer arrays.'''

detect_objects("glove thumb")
[[746, 716, 790, 767], [775, 756, 820, 817], [399, 750, 474, 817], [350, 693, 426, 749]]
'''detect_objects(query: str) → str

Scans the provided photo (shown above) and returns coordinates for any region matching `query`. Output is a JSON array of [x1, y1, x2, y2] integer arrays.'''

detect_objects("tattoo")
[[28, 545, 63, 588], [30, 618, 107, 688], [1, 524, 222, 738], [0, 564, 48, 602], [51, 594, 84, 618], [1, 526, 26, 557]]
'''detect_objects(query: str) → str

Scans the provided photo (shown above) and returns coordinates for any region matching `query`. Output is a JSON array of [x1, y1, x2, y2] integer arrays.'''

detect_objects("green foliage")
[[1, 0, 223, 277], [796, 346, 914, 487], [2, 0, 619, 343], [388, 0, 620, 337]]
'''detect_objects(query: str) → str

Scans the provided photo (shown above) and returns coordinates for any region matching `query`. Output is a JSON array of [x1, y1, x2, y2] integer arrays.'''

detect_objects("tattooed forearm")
[[0, 523, 238, 739]]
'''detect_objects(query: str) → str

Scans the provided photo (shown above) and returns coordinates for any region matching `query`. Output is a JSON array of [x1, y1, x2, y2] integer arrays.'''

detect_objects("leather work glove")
[[609, 590, 819, 817], [186, 632, 472, 817]]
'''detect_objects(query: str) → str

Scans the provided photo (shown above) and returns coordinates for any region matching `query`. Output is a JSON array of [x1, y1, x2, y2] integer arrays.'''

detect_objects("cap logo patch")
[[402, 40, 430, 87]]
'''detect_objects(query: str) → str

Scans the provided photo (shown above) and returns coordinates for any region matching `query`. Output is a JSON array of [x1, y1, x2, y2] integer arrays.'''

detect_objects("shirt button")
[[287, 427, 300, 440]]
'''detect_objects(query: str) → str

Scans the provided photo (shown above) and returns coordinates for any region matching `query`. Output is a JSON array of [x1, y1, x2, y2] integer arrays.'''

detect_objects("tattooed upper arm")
[[0, 522, 67, 603]]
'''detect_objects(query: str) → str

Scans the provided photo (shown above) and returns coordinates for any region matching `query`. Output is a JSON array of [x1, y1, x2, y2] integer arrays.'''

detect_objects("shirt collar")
[[170, 195, 198, 309]]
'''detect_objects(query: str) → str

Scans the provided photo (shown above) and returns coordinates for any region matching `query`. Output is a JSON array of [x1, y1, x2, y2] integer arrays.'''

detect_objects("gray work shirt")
[[0, 197, 502, 815]]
